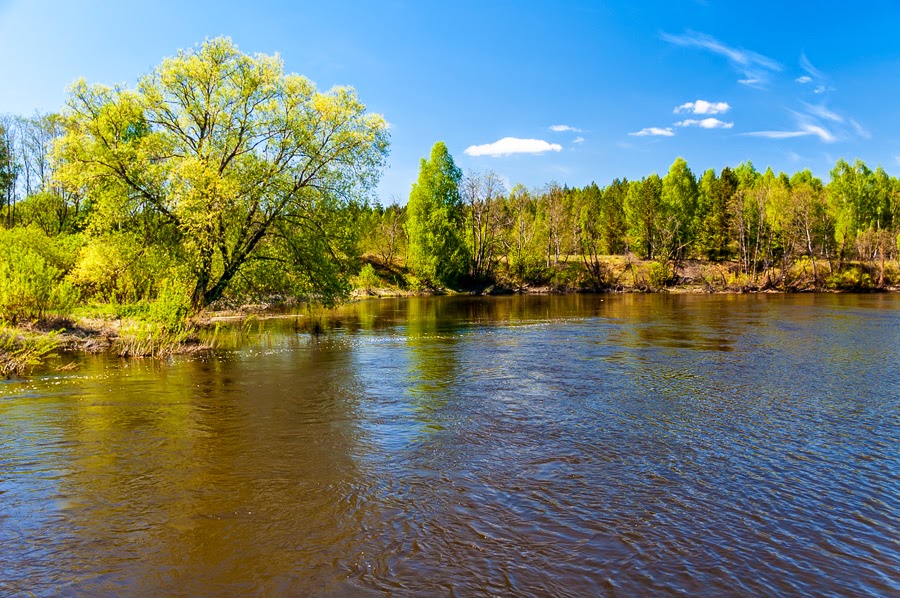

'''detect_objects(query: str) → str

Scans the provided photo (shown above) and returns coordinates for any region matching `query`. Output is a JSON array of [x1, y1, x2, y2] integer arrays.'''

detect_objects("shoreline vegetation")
[[2, 38, 900, 376], [3, 256, 898, 378]]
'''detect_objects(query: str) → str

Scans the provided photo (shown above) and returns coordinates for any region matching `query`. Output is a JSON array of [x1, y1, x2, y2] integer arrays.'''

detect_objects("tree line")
[[363, 142, 900, 292]]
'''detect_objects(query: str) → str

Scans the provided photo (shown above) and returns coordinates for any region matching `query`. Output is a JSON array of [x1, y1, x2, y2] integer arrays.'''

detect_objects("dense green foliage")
[[54, 37, 387, 312], [0, 227, 80, 323], [359, 155, 900, 292], [405, 142, 466, 286]]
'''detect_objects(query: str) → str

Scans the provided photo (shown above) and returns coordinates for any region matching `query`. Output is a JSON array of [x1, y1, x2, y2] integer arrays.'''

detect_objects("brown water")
[[1, 294, 899, 596]]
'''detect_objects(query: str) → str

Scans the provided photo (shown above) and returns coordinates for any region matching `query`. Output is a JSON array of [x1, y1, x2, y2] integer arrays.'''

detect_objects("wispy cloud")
[[674, 100, 730, 115], [799, 53, 824, 80], [794, 105, 869, 141], [573, 136, 585, 144], [803, 103, 843, 123], [803, 125, 836, 142], [675, 118, 733, 129], [661, 30, 781, 87], [464, 137, 563, 157], [745, 130, 809, 139], [850, 119, 871, 139], [797, 53, 834, 94], [629, 127, 675, 137], [549, 165, 574, 176], [549, 124, 582, 133], [743, 123, 836, 143]]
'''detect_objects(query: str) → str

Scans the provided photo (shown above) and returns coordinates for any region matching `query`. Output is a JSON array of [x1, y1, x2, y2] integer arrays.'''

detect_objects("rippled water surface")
[[2, 294, 899, 596]]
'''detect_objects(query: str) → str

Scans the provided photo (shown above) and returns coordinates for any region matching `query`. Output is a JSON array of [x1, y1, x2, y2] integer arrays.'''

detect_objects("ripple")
[[1, 294, 899, 595]]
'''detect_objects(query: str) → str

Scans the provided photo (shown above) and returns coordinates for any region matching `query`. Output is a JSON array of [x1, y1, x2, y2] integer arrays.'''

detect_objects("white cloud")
[[814, 85, 827, 94], [800, 53, 824, 79], [803, 124, 836, 142], [573, 136, 585, 144], [795, 75, 812, 84], [850, 119, 871, 139], [661, 30, 781, 87], [804, 103, 843, 123], [549, 125, 582, 133], [743, 123, 835, 143], [675, 118, 734, 129], [674, 100, 730, 115], [745, 130, 810, 139], [629, 127, 675, 137], [464, 137, 563, 157]]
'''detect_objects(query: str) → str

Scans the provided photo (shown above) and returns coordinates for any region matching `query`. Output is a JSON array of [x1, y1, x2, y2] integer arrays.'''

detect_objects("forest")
[[2, 38, 900, 372]]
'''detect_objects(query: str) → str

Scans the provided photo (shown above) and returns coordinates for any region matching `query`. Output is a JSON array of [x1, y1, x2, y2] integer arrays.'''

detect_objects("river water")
[[1, 294, 898, 596]]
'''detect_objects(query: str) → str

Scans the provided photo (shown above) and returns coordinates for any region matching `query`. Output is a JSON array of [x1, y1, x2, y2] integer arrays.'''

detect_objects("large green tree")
[[405, 141, 465, 286], [55, 37, 388, 310], [660, 157, 698, 261]]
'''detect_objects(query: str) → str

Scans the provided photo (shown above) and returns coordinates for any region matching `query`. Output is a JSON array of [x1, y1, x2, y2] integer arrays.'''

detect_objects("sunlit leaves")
[[54, 37, 388, 309]]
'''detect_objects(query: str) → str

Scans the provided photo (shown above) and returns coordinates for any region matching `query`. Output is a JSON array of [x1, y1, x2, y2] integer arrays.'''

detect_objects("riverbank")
[[353, 255, 900, 296], [3, 256, 899, 378]]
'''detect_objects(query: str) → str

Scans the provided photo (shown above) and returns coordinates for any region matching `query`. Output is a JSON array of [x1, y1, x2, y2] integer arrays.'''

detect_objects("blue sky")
[[1, 0, 899, 203]]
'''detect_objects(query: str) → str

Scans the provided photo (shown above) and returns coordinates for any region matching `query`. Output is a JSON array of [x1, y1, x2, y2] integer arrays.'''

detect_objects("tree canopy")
[[55, 37, 389, 309], [405, 141, 465, 286]]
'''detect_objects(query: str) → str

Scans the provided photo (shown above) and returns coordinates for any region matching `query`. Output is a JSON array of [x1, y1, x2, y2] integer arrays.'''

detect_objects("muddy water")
[[1, 294, 898, 595]]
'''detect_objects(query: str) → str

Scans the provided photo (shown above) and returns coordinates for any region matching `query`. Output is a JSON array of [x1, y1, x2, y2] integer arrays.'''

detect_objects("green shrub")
[[146, 279, 191, 328], [403, 273, 425, 291], [647, 260, 672, 290], [354, 263, 380, 293], [826, 266, 873, 290], [550, 262, 583, 289], [0, 227, 81, 323]]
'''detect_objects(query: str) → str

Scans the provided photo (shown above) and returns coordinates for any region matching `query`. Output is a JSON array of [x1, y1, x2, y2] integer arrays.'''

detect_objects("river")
[[1, 294, 898, 596]]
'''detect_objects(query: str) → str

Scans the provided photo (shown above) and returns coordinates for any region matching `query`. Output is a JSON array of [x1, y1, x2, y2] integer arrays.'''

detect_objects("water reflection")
[[1, 294, 899, 595]]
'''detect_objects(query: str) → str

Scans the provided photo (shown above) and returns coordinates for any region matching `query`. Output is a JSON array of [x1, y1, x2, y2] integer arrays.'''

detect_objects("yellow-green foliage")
[[68, 233, 182, 303], [724, 270, 754, 290], [354, 263, 380, 293], [55, 37, 388, 311], [402, 273, 426, 292], [0, 227, 81, 322], [114, 280, 193, 357], [826, 266, 873, 290], [146, 279, 192, 328], [0, 324, 60, 378], [647, 261, 672, 290]]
